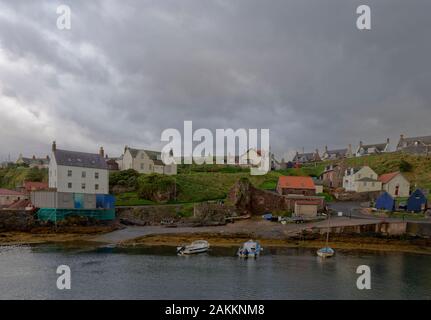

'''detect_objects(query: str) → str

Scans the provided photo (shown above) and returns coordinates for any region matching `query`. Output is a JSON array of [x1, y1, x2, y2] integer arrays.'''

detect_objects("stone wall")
[[0, 210, 35, 232], [313, 222, 408, 236], [333, 190, 381, 201], [116, 205, 181, 226]]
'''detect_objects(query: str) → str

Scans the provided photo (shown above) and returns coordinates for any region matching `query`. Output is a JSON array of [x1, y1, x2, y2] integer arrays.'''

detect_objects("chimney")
[[325, 145, 328, 152], [46, 155, 50, 160], [359, 141, 363, 147], [400, 134, 404, 140], [99, 147, 104, 158], [124, 145, 128, 153], [387, 138, 390, 144], [52, 141, 56, 152], [32, 155, 36, 160]]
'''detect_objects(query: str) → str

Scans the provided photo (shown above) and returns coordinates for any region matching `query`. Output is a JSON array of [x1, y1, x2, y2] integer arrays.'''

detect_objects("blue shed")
[[375, 192, 395, 211], [407, 189, 427, 212]]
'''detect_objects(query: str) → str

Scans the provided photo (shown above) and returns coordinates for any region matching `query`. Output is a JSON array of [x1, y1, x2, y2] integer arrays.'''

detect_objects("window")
[[95, 172, 99, 179], [141, 163, 144, 170], [95, 184, 99, 191], [82, 171, 86, 178], [68, 182, 72, 189], [68, 170, 72, 177], [81, 183, 86, 190]]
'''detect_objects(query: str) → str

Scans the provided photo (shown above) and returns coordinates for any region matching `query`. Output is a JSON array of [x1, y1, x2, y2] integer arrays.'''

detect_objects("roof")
[[53, 149, 108, 170], [324, 148, 348, 157], [295, 200, 321, 205], [378, 172, 401, 184], [398, 135, 431, 147], [126, 148, 162, 161], [277, 176, 316, 190], [0, 188, 24, 196], [23, 181, 49, 192], [7, 199, 30, 209]]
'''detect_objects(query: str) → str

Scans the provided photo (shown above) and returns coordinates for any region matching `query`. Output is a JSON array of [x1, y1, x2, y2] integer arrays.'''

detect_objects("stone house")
[[378, 171, 410, 198], [342, 166, 382, 193], [321, 145, 353, 160], [292, 149, 321, 164], [119, 146, 177, 175], [355, 139, 390, 157], [396, 134, 431, 155], [319, 164, 345, 189]]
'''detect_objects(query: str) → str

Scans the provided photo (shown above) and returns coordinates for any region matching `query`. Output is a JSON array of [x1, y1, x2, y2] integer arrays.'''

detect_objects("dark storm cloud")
[[0, 0, 430, 160]]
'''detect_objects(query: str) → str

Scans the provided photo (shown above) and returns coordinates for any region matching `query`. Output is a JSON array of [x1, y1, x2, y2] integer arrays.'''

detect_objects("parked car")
[[292, 216, 305, 224]]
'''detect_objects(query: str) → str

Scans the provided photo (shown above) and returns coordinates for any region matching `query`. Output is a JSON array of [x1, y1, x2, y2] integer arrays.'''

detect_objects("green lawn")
[[115, 192, 156, 206]]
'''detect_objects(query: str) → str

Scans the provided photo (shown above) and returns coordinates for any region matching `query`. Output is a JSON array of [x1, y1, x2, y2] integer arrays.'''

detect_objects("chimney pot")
[[52, 141, 56, 152], [99, 147, 104, 158]]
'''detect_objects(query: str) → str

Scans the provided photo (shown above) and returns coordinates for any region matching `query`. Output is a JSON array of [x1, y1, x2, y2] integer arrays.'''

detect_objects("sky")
[[0, 0, 430, 161]]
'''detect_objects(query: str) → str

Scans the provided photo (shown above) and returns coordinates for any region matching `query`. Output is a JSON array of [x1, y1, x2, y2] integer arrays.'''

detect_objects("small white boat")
[[177, 240, 210, 255], [237, 240, 262, 258], [317, 247, 335, 258]]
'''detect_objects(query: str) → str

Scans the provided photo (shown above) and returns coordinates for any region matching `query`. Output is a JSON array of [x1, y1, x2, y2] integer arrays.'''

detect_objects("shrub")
[[399, 160, 413, 172], [137, 174, 179, 202]]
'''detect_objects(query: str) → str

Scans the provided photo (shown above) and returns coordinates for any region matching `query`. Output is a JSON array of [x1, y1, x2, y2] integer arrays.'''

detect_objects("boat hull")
[[317, 247, 335, 258]]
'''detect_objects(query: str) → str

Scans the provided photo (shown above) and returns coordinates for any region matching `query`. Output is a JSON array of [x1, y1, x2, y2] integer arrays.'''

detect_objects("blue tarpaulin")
[[74, 193, 84, 209], [375, 192, 395, 211], [407, 189, 427, 212], [96, 194, 116, 209]]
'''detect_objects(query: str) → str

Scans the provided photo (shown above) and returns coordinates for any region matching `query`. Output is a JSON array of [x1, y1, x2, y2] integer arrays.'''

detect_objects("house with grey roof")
[[119, 146, 177, 175], [321, 145, 353, 160], [396, 134, 431, 155], [48, 141, 109, 194], [342, 166, 382, 193], [292, 149, 321, 164], [355, 139, 390, 157], [16, 154, 50, 169]]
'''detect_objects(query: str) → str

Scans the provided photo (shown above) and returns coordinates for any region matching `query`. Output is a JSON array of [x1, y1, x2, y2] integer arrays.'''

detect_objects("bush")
[[109, 169, 140, 189], [137, 174, 179, 202], [399, 160, 413, 172]]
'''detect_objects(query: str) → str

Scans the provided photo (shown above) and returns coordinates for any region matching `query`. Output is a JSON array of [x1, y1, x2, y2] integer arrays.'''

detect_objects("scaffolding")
[[37, 208, 115, 222]]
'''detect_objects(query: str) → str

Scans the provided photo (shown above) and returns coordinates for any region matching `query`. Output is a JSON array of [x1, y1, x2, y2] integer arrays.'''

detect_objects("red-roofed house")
[[378, 172, 410, 197], [0, 188, 27, 207], [276, 176, 316, 196]]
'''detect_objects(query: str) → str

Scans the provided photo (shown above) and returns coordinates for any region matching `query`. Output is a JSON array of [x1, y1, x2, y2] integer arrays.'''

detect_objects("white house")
[[118, 146, 177, 175], [378, 171, 410, 197], [355, 139, 390, 157], [343, 166, 382, 193], [48, 142, 109, 194]]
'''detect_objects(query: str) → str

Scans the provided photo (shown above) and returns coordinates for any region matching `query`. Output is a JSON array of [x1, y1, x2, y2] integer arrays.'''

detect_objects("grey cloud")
[[0, 0, 430, 160]]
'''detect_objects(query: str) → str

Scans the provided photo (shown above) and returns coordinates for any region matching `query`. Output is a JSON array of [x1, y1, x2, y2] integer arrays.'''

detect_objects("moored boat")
[[237, 240, 262, 258], [177, 240, 210, 255], [317, 247, 335, 258]]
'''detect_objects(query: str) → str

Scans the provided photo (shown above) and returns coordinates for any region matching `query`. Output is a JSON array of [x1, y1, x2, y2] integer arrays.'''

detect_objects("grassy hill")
[[0, 166, 48, 189]]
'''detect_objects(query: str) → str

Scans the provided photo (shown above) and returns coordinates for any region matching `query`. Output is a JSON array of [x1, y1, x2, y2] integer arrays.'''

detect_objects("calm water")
[[0, 244, 430, 300]]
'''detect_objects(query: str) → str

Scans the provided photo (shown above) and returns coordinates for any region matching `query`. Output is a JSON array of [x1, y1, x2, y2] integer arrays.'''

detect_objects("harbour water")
[[0, 244, 430, 300]]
